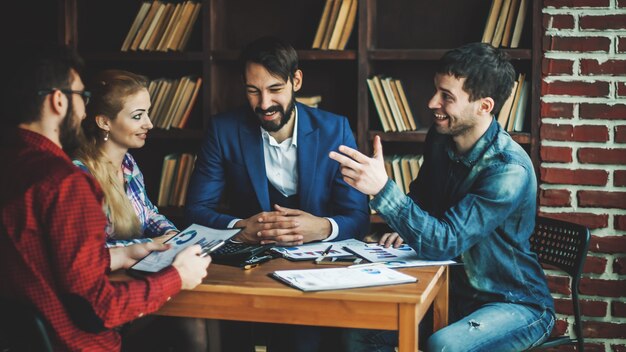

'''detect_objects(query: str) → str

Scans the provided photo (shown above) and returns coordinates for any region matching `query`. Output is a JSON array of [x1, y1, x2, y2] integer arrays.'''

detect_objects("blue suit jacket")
[[185, 103, 369, 240]]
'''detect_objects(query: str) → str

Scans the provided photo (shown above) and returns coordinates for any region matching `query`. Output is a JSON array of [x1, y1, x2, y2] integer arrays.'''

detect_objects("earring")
[[104, 131, 109, 142]]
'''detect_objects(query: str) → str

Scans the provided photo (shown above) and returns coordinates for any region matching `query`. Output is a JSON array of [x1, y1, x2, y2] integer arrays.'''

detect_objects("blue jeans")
[[343, 303, 554, 352]]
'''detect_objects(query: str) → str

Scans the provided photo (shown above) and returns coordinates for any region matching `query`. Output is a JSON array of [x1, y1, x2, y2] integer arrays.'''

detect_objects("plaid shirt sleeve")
[[47, 172, 181, 328]]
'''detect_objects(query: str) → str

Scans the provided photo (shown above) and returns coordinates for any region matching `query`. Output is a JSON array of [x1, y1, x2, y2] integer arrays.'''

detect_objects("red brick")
[[579, 278, 626, 297], [580, 103, 626, 120], [616, 170, 626, 186], [613, 344, 626, 352], [555, 298, 607, 317], [580, 59, 626, 75], [547, 275, 571, 294], [620, 0, 626, 7], [579, 191, 626, 209], [541, 146, 573, 163], [620, 37, 626, 53], [544, 14, 576, 30], [617, 215, 626, 231], [541, 102, 574, 119], [583, 255, 608, 274], [578, 148, 626, 164], [538, 212, 608, 229], [590, 235, 626, 254], [619, 82, 626, 97], [613, 301, 626, 317], [544, 36, 611, 52], [584, 321, 626, 338], [540, 124, 608, 142], [544, 0, 609, 6], [539, 189, 571, 206], [616, 126, 626, 143], [542, 81, 609, 97], [581, 15, 626, 30], [542, 58, 574, 75], [540, 168, 608, 186], [615, 257, 626, 275]]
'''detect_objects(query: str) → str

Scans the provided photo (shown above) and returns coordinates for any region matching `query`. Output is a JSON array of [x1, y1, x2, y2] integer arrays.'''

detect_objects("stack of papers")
[[271, 239, 363, 261], [272, 266, 417, 291], [345, 243, 456, 269]]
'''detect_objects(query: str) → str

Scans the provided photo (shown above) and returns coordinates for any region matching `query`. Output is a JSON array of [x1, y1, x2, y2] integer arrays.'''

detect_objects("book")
[[271, 266, 417, 291], [491, 0, 512, 47], [507, 73, 525, 132], [157, 154, 178, 206], [174, 153, 195, 206], [121, 2, 151, 52], [513, 79, 529, 132], [372, 76, 396, 132], [482, 0, 503, 43], [510, 0, 528, 48], [337, 0, 358, 50], [501, 0, 519, 47], [321, 0, 342, 50], [312, 0, 334, 49], [394, 79, 418, 130], [167, 1, 195, 51], [391, 156, 405, 194], [130, 224, 241, 273], [178, 2, 201, 51], [496, 80, 518, 129], [381, 77, 406, 131], [168, 76, 195, 129], [367, 78, 391, 132], [130, 1, 162, 51], [328, 0, 353, 50], [390, 79, 412, 131], [400, 156, 413, 192], [408, 155, 421, 180], [138, 2, 166, 51], [177, 77, 203, 129], [146, 3, 174, 51], [157, 2, 183, 51]]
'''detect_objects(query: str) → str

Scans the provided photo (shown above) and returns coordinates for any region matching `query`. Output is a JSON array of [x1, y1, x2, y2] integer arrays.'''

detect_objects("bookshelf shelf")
[[82, 51, 204, 62]]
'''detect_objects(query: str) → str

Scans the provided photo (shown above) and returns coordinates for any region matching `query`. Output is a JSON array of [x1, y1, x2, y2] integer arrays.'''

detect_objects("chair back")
[[0, 297, 53, 352], [529, 216, 590, 352]]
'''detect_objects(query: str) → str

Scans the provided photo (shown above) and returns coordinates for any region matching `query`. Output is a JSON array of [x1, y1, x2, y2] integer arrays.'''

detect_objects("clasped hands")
[[234, 205, 331, 246]]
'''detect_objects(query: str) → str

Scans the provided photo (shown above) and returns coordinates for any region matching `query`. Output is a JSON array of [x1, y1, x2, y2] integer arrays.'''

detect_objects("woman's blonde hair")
[[74, 69, 149, 239]]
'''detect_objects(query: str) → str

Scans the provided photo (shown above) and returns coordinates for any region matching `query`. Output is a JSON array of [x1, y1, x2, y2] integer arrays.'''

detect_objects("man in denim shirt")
[[330, 43, 554, 351]]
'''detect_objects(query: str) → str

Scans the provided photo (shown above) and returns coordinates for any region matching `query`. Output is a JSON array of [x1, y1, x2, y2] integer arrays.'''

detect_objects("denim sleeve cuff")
[[322, 217, 339, 241], [370, 178, 409, 216]]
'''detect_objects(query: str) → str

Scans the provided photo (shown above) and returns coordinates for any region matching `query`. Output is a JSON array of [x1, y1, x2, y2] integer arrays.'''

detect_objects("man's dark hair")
[[239, 36, 299, 83], [437, 42, 515, 115], [2, 44, 84, 126]]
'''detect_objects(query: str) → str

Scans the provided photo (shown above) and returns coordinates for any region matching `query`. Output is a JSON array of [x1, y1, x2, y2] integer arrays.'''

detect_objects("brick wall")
[[541, 0, 626, 350]]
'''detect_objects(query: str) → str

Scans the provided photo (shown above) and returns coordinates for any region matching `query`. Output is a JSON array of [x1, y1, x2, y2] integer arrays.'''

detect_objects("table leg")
[[398, 303, 418, 352], [433, 266, 449, 331]]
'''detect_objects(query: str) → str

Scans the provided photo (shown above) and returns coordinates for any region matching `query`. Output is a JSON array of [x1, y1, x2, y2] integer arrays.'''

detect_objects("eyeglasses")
[[38, 89, 92, 106]]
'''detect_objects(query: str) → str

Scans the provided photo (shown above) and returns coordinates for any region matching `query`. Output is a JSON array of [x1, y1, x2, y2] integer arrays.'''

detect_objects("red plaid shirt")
[[0, 129, 181, 351]]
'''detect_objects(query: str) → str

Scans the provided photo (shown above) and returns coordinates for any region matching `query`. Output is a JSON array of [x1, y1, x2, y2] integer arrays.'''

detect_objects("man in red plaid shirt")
[[0, 45, 211, 351]]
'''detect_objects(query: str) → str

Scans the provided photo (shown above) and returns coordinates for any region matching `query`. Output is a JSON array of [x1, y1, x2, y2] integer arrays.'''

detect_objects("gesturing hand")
[[329, 135, 389, 196]]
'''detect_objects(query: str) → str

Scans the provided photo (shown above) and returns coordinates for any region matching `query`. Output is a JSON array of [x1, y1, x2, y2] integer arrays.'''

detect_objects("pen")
[[241, 254, 273, 269], [314, 245, 333, 263], [200, 240, 225, 257]]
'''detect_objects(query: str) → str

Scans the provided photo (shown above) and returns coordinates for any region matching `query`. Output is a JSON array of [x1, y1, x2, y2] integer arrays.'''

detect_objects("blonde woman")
[[73, 69, 208, 351]]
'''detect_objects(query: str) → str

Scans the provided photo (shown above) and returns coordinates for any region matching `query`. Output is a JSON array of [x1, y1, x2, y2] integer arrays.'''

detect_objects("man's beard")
[[255, 96, 296, 133], [59, 100, 83, 154]]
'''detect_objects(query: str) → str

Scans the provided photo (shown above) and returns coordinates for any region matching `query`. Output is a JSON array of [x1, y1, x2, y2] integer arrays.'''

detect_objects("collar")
[[445, 117, 499, 167], [17, 128, 69, 160], [261, 105, 299, 148]]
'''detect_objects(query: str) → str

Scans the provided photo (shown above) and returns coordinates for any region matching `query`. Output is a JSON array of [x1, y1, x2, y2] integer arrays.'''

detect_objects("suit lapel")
[[297, 107, 319, 210], [240, 120, 270, 211]]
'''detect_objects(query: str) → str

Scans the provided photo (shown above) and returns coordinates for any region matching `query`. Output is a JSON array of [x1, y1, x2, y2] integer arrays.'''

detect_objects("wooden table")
[[154, 259, 448, 352]]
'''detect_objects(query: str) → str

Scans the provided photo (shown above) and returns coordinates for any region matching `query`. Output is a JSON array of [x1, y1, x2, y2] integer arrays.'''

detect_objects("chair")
[[528, 216, 590, 352], [0, 297, 53, 352]]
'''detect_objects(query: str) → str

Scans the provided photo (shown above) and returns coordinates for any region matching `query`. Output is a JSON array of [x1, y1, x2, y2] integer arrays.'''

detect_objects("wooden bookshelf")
[[58, 0, 541, 224]]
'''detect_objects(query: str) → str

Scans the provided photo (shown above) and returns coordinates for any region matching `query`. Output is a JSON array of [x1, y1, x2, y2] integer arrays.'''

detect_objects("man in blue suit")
[[186, 36, 368, 247], [185, 37, 369, 352]]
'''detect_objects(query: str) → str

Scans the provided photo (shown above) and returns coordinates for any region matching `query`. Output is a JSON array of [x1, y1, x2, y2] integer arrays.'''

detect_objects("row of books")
[[312, 0, 358, 50], [497, 73, 529, 132], [121, 1, 201, 52], [148, 76, 202, 130], [157, 153, 195, 207], [482, 0, 528, 48], [385, 154, 424, 195], [367, 75, 420, 133]]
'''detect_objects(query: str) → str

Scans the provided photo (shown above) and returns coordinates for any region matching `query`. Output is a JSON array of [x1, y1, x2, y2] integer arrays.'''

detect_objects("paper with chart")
[[131, 224, 240, 273], [345, 243, 456, 268], [272, 266, 417, 291], [270, 238, 365, 260]]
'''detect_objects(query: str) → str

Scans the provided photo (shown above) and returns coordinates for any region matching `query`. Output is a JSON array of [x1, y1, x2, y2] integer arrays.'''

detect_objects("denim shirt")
[[371, 118, 554, 316]]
